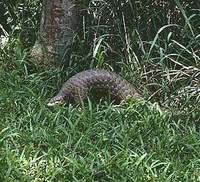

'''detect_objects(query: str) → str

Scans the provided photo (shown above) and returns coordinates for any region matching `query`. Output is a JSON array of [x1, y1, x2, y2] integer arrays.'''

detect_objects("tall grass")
[[75, 0, 200, 109], [0, 0, 200, 181]]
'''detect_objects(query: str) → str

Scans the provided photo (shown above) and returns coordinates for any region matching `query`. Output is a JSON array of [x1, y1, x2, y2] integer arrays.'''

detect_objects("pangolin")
[[47, 69, 141, 106]]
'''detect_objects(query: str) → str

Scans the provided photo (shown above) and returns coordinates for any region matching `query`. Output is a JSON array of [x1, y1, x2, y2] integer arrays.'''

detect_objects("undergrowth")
[[0, 0, 200, 181]]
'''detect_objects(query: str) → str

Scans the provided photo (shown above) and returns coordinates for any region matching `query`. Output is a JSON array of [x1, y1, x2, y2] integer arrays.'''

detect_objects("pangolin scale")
[[48, 69, 141, 106]]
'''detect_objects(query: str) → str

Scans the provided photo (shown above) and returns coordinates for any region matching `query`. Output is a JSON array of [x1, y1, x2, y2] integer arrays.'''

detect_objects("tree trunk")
[[31, 0, 78, 63]]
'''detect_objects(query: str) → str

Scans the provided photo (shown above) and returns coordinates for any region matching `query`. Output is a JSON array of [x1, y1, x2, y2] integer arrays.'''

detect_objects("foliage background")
[[0, 0, 200, 181]]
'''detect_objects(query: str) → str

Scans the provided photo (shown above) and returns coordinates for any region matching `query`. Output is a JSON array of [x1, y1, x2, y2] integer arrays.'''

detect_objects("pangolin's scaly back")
[[48, 69, 141, 106]]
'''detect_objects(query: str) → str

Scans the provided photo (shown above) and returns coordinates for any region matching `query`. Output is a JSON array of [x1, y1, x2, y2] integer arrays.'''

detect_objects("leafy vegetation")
[[0, 0, 200, 181]]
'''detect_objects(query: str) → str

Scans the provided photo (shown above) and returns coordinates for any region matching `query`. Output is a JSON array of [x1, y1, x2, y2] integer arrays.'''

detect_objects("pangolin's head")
[[47, 94, 65, 106]]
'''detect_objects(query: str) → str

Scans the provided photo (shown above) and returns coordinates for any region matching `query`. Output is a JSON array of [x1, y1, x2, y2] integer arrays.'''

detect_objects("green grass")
[[0, 49, 200, 181], [0, 0, 200, 181]]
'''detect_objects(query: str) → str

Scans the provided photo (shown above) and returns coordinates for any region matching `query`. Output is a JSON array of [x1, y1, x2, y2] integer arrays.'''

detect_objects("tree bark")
[[31, 0, 78, 63]]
